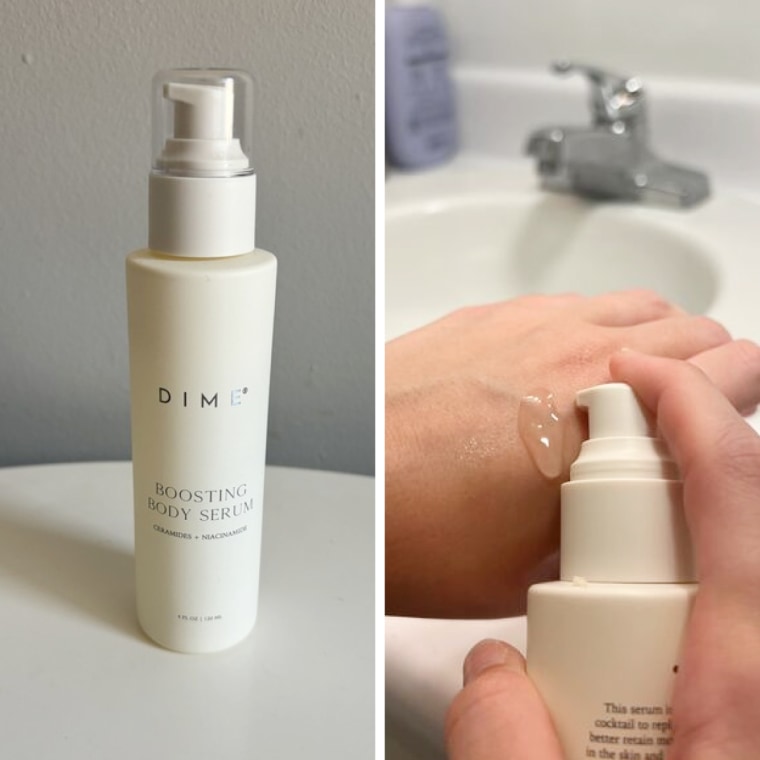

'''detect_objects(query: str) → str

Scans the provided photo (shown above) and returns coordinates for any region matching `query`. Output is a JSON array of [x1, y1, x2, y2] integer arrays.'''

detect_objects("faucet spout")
[[631, 161, 711, 208], [525, 62, 710, 208]]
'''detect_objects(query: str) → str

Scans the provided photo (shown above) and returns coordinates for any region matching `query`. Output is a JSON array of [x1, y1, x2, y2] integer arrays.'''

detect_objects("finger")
[[617, 314, 730, 358], [445, 639, 564, 760], [688, 339, 760, 416], [609, 350, 758, 473], [581, 289, 685, 326], [610, 350, 760, 586]]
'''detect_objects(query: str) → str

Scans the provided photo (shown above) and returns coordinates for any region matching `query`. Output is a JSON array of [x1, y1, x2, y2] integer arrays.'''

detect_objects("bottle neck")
[[148, 172, 257, 258], [560, 478, 696, 584]]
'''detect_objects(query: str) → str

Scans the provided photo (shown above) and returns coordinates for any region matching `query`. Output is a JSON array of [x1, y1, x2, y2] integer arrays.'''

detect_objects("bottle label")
[[156, 384, 250, 409], [583, 700, 673, 759], [146, 480, 254, 533]]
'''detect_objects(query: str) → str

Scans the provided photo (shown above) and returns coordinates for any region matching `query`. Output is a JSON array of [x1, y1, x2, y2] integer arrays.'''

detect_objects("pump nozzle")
[[570, 382, 677, 481], [153, 70, 252, 177], [576, 383, 654, 440], [164, 81, 234, 141]]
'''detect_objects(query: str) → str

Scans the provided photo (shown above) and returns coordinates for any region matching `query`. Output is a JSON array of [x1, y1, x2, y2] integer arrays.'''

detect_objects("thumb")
[[445, 639, 564, 760]]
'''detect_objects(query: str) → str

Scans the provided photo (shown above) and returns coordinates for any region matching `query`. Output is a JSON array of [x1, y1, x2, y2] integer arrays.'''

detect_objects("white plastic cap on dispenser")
[[149, 68, 257, 257], [560, 383, 695, 583]]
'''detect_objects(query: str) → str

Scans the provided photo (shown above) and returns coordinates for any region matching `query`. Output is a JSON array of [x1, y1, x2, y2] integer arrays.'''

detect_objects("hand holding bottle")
[[386, 291, 760, 618], [611, 350, 760, 759], [445, 348, 760, 759]]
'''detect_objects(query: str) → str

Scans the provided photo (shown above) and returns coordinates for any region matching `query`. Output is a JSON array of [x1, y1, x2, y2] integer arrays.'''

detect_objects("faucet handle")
[[551, 60, 645, 126]]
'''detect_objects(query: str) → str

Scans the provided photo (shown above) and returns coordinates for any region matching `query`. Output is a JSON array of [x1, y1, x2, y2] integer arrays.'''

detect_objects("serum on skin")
[[126, 69, 277, 653], [527, 384, 697, 759]]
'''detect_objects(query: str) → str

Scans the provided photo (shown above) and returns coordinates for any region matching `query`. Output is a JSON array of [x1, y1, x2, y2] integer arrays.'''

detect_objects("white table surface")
[[0, 462, 374, 759]]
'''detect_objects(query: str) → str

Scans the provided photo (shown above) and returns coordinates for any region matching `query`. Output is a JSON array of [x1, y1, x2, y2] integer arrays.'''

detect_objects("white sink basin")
[[385, 160, 760, 759], [386, 162, 760, 341]]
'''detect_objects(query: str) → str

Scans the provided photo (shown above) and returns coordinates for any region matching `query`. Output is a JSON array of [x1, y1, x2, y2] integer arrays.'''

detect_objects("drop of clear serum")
[[518, 389, 565, 480]]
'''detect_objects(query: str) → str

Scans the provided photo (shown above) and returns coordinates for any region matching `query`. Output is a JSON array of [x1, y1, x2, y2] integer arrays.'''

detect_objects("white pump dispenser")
[[561, 382, 694, 583], [127, 69, 276, 654], [148, 69, 257, 257], [527, 383, 697, 759], [157, 79, 249, 175]]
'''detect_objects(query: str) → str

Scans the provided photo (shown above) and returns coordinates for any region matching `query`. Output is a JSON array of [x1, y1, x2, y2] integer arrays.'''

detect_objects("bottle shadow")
[[0, 506, 143, 641]]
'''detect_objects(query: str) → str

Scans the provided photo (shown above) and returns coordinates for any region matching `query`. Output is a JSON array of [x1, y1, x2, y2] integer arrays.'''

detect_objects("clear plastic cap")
[[152, 68, 254, 178]]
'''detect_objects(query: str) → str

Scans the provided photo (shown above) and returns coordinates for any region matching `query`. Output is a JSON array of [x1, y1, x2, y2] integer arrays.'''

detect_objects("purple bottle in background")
[[386, 4, 458, 170]]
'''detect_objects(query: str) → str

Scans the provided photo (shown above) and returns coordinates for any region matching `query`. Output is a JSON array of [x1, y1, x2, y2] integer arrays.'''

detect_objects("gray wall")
[[0, 0, 374, 475], [438, 0, 760, 82]]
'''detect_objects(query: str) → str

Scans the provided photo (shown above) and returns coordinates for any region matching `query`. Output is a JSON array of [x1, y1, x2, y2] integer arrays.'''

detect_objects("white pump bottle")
[[527, 383, 697, 759], [126, 69, 276, 653]]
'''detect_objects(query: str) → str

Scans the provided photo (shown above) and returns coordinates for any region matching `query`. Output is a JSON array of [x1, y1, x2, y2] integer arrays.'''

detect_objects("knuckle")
[[632, 288, 671, 309], [732, 339, 760, 380], [507, 294, 542, 310], [618, 288, 675, 316], [709, 422, 760, 484], [692, 315, 731, 345], [446, 304, 489, 323]]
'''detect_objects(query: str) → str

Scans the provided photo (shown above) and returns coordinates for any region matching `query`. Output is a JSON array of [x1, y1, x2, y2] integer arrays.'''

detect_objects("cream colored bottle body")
[[127, 249, 276, 653], [526, 384, 697, 760], [528, 582, 696, 760]]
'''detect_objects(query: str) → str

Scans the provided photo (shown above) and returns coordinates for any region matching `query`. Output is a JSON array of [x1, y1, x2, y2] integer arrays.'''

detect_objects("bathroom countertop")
[[0, 461, 374, 759]]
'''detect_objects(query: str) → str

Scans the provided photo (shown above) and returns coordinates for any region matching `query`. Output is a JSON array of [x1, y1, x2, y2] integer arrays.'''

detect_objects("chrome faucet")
[[525, 61, 710, 207]]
